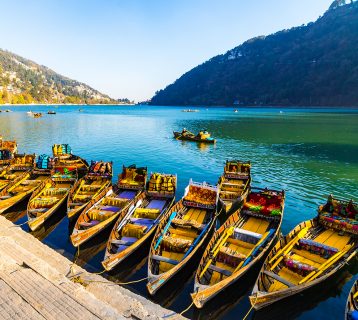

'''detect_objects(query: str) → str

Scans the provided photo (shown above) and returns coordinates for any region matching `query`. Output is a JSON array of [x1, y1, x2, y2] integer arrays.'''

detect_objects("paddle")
[[154, 211, 177, 250], [269, 227, 309, 271], [183, 220, 211, 259], [299, 243, 353, 284], [240, 228, 275, 268], [199, 226, 235, 278]]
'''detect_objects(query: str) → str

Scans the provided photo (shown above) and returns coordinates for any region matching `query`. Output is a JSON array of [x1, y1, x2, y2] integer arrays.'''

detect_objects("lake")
[[1, 105, 357, 319]]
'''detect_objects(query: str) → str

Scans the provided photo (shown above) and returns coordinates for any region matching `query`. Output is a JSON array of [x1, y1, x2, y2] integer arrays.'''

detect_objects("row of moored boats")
[[0, 135, 357, 315]]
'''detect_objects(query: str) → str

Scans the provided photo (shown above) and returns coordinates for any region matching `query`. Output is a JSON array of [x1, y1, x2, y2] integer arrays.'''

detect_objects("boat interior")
[[0, 172, 48, 199], [109, 196, 172, 254], [78, 189, 138, 230], [151, 205, 214, 275], [260, 197, 357, 294], [69, 177, 109, 209], [28, 181, 71, 218]]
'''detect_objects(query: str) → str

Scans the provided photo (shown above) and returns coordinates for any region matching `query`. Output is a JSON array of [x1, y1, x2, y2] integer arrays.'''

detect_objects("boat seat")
[[268, 267, 303, 292], [242, 217, 269, 235], [226, 242, 253, 257], [111, 238, 137, 246], [208, 264, 233, 277], [321, 232, 351, 251], [183, 208, 207, 224], [264, 271, 295, 288], [227, 238, 255, 250], [292, 248, 327, 265], [169, 227, 197, 239], [157, 251, 184, 273]]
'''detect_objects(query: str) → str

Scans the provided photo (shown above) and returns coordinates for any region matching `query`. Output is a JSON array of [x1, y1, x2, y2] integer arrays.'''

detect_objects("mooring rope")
[[242, 294, 258, 320]]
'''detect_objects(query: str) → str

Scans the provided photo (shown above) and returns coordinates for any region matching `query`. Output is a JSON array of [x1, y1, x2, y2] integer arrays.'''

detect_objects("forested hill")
[[0, 49, 126, 104], [151, 1, 358, 107]]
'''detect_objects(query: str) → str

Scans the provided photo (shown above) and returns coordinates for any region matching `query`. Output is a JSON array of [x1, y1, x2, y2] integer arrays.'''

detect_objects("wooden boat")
[[218, 160, 251, 214], [0, 138, 18, 170], [47, 111, 56, 114], [0, 154, 35, 192], [346, 280, 358, 320], [67, 161, 113, 220], [0, 168, 51, 214], [173, 130, 216, 144], [191, 187, 285, 308], [70, 165, 147, 247], [147, 179, 218, 295], [102, 172, 177, 271], [33, 112, 42, 118], [52, 144, 89, 177], [27, 166, 77, 231], [249, 195, 358, 310]]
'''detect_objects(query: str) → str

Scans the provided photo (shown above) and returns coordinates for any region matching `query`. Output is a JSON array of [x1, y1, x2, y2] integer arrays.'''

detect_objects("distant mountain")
[[0, 49, 124, 104], [151, 1, 358, 106]]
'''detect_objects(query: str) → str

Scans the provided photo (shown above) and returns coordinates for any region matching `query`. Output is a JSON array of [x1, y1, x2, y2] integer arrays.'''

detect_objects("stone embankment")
[[0, 216, 184, 320]]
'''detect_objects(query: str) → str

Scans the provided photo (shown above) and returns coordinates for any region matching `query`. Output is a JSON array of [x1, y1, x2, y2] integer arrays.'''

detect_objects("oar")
[[299, 244, 353, 284], [184, 221, 211, 259], [234, 229, 274, 273], [7, 173, 30, 192], [240, 229, 275, 268], [116, 199, 143, 232], [269, 227, 309, 270], [73, 180, 85, 200], [154, 211, 177, 250], [199, 226, 235, 278]]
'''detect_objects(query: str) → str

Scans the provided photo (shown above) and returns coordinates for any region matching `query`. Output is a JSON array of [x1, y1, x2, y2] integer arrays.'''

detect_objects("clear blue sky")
[[0, 0, 333, 101]]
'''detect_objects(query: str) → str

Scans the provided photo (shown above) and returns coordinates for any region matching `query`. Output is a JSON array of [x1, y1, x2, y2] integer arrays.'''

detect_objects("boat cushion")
[[319, 213, 358, 235], [162, 235, 192, 253], [184, 185, 217, 206], [216, 246, 246, 267], [79, 220, 99, 227], [88, 209, 115, 221], [171, 218, 204, 230], [118, 190, 137, 200], [147, 199, 167, 210], [122, 223, 147, 238], [243, 192, 282, 216], [130, 218, 154, 227], [298, 239, 338, 258], [233, 227, 262, 245], [134, 208, 160, 219], [283, 255, 317, 276]]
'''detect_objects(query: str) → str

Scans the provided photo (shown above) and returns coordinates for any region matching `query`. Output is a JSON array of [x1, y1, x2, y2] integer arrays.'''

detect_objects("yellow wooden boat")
[[192, 187, 285, 308], [249, 195, 358, 310], [0, 169, 51, 214], [0, 154, 36, 192], [0, 138, 17, 170], [346, 280, 358, 320], [147, 179, 218, 296], [102, 172, 177, 271], [27, 166, 77, 231], [218, 160, 251, 214], [52, 144, 89, 177], [70, 165, 147, 247], [67, 161, 113, 220]]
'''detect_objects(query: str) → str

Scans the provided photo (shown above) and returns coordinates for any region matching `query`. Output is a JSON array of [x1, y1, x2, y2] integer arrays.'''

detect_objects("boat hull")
[[173, 132, 216, 144]]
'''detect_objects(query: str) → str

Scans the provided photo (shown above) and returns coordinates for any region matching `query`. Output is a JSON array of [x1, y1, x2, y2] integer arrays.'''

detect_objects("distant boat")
[[234, 109, 238, 113], [47, 111, 56, 114], [27, 111, 33, 115], [33, 113, 42, 118], [78, 109, 84, 112], [5, 109, 11, 113], [182, 109, 199, 113]]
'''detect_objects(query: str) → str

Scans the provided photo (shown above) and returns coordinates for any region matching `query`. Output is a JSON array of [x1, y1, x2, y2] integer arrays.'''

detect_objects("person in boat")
[[182, 128, 190, 136]]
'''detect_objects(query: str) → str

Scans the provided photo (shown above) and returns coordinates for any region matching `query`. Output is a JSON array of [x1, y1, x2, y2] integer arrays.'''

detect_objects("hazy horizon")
[[0, 0, 333, 101]]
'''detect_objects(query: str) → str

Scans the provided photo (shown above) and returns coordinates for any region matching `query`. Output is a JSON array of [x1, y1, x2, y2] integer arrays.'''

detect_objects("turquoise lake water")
[[1, 105, 357, 319]]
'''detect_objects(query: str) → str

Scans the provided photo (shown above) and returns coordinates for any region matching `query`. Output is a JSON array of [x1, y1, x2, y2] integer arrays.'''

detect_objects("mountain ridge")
[[151, 1, 358, 107], [0, 49, 131, 105]]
